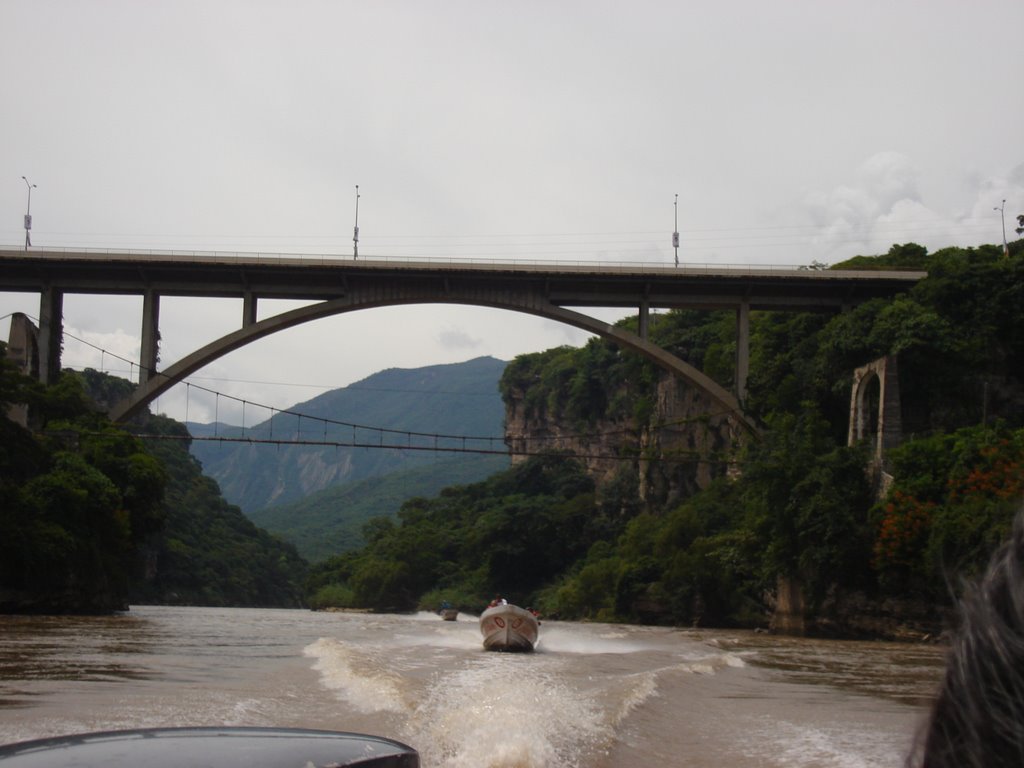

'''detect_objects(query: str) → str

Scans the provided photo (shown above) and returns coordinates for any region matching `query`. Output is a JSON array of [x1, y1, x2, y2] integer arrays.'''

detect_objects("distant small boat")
[[439, 608, 458, 621], [479, 604, 539, 652]]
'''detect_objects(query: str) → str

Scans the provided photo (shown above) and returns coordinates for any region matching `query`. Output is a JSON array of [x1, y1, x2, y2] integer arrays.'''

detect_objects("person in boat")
[[487, 595, 508, 608], [911, 510, 1024, 768]]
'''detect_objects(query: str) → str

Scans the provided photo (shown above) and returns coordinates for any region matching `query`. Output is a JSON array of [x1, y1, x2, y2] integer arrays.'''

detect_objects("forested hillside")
[[307, 242, 1024, 637], [0, 363, 307, 612], [189, 356, 507, 513], [0, 365, 166, 613], [250, 454, 509, 562], [128, 411, 308, 607]]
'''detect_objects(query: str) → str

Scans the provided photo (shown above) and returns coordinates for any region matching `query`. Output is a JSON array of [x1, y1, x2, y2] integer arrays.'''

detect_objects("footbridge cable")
[[15, 318, 741, 465]]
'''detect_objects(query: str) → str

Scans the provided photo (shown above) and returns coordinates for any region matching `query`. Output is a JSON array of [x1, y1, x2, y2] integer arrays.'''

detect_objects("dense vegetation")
[[305, 453, 608, 612], [128, 410, 308, 607], [0, 362, 307, 612], [0, 363, 166, 612], [251, 454, 509, 562], [307, 241, 1024, 634]]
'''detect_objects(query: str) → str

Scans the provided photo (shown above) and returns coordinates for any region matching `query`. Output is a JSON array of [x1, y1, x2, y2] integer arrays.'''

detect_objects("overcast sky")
[[2, 1, 1022, 424]]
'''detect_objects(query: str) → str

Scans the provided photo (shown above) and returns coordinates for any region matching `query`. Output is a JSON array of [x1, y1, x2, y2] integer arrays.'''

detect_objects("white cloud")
[[62, 327, 141, 379], [438, 327, 482, 351], [803, 151, 1022, 262], [856, 152, 921, 211]]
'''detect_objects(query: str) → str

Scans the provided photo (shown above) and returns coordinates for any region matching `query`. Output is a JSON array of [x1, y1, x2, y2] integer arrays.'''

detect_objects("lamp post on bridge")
[[21, 176, 36, 251], [353, 184, 360, 260], [994, 199, 1008, 258], [672, 193, 679, 267]]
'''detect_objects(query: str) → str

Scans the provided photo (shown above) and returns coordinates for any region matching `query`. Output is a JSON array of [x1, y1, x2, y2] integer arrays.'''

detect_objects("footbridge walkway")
[[0, 247, 925, 428]]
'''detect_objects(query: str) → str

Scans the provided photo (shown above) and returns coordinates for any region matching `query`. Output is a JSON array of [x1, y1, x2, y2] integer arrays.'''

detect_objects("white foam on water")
[[385, 624, 483, 653], [606, 669, 661, 724], [671, 650, 749, 675], [303, 637, 407, 714], [404, 657, 612, 768], [739, 717, 914, 768], [532, 626, 651, 655], [407, 610, 481, 627]]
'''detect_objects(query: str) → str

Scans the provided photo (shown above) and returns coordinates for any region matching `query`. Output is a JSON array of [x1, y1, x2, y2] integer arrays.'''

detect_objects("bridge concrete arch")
[[109, 288, 754, 431]]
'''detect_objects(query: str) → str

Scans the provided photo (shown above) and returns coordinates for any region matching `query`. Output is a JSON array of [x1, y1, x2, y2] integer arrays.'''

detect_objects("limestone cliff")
[[504, 371, 745, 509]]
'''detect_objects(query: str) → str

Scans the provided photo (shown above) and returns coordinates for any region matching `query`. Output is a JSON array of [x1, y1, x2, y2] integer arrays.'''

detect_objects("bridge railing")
[[0, 243, 836, 274]]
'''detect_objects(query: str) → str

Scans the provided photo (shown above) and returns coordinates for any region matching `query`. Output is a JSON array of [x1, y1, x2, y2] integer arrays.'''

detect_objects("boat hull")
[[479, 604, 539, 652]]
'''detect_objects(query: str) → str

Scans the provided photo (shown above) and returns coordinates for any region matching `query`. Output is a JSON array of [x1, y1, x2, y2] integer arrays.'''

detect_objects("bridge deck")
[[0, 248, 924, 311]]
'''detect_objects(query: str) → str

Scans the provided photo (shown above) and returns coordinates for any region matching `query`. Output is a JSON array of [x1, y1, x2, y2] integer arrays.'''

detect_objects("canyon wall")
[[503, 371, 745, 509]]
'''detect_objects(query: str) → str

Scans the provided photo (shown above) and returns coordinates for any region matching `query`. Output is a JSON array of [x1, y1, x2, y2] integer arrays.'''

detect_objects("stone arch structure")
[[848, 355, 902, 463], [109, 292, 756, 432], [5, 313, 39, 428], [6, 312, 40, 379]]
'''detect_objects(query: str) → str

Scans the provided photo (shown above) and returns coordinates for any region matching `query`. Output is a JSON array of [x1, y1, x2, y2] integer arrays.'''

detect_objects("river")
[[0, 606, 945, 767]]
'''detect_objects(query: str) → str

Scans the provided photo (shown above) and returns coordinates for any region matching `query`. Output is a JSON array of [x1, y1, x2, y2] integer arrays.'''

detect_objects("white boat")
[[479, 604, 539, 652]]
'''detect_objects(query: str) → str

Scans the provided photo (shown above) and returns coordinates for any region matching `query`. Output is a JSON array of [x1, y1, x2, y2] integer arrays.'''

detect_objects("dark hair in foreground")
[[911, 512, 1024, 768]]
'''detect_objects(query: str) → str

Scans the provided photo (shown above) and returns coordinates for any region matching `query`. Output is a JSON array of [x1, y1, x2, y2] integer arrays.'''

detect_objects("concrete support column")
[[242, 292, 258, 327], [38, 286, 63, 386], [638, 300, 650, 340], [140, 290, 161, 385], [735, 300, 750, 402]]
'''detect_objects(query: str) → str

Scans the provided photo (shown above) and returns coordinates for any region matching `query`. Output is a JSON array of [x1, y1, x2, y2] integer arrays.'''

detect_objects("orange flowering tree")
[[873, 425, 1024, 597], [873, 490, 934, 574]]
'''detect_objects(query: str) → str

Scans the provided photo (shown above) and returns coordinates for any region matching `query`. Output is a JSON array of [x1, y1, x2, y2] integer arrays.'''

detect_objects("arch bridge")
[[0, 248, 925, 429]]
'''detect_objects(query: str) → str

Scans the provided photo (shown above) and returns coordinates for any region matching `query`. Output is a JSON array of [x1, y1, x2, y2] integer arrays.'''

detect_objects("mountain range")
[[188, 356, 511, 560]]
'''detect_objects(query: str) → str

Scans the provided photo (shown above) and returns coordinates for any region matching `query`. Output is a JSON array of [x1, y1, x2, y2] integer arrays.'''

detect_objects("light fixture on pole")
[[353, 185, 360, 260], [672, 194, 679, 267], [994, 199, 1008, 258], [21, 176, 36, 251]]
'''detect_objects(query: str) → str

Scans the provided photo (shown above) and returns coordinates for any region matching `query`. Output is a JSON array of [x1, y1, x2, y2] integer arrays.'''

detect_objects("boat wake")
[[303, 618, 755, 767], [407, 657, 609, 768], [304, 637, 408, 714]]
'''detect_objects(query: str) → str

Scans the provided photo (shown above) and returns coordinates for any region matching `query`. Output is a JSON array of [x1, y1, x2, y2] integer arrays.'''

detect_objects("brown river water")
[[0, 606, 946, 767]]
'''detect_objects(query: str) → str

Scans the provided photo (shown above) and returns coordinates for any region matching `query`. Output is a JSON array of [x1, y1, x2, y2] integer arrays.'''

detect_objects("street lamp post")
[[672, 193, 679, 267], [21, 176, 36, 251], [353, 185, 360, 260], [994, 199, 1008, 258]]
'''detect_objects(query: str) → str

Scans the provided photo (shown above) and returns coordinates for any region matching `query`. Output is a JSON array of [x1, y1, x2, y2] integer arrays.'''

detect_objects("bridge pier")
[[38, 286, 63, 386], [243, 291, 258, 327], [140, 290, 160, 384], [735, 300, 749, 402], [638, 300, 650, 340]]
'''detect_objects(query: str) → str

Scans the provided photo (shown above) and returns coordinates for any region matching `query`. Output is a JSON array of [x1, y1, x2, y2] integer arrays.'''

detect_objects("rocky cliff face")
[[504, 372, 745, 508]]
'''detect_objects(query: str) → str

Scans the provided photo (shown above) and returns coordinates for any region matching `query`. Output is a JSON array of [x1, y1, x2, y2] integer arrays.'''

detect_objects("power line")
[[13, 310, 748, 463], [47, 321, 740, 451], [125, 431, 739, 466]]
